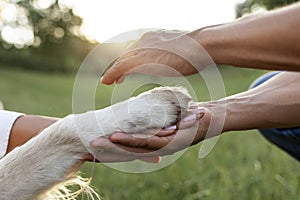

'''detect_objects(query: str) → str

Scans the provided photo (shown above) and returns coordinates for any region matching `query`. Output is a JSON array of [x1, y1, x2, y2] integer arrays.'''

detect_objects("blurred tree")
[[0, 0, 96, 72], [0, 0, 84, 48], [235, 0, 299, 18]]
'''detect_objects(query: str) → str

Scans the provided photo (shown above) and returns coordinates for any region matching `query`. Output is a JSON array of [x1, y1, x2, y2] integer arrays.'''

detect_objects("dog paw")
[[73, 86, 193, 153], [113, 86, 193, 133]]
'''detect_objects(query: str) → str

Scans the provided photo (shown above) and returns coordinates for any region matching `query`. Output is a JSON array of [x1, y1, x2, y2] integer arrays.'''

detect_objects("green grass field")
[[0, 66, 299, 200]]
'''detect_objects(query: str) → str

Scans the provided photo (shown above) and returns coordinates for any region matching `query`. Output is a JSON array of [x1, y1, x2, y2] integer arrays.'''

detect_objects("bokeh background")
[[0, 0, 299, 199]]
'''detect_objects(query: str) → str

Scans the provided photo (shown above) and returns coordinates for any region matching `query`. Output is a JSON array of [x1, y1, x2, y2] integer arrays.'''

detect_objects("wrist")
[[198, 95, 260, 133], [187, 24, 229, 65], [198, 99, 229, 133]]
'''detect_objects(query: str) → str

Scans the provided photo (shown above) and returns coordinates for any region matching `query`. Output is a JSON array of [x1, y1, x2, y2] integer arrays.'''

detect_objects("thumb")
[[101, 54, 141, 85], [100, 62, 126, 85]]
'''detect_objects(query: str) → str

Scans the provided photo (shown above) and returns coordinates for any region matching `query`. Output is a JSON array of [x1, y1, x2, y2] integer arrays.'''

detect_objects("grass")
[[0, 66, 299, 200]]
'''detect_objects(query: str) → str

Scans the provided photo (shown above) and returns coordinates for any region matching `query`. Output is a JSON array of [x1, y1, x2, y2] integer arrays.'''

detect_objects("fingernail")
[[192, 108, 205, 114], [90, 136, 109, 147], [100, 76, 104, 83], [198, 112, 205, 119], [164, 125, 177, 130], [90, 140, 101, 147], [183, 114, 196, 122], [109, 133, 129, 141]]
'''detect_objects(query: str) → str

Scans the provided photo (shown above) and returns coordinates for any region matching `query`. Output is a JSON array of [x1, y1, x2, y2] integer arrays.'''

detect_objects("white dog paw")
[[72, 86, 192, 154], [109, 86, 192, 133]]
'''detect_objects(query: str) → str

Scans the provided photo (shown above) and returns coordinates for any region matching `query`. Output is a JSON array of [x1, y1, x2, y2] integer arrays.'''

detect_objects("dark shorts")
[[250, 71, 300, 161]]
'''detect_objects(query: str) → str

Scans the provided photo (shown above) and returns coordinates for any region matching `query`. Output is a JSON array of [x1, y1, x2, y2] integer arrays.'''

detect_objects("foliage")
[[1, 0, 82, 48], [0, 36, 96, 73], [0, 0, 96, 73], [235, 0, 300, 18]]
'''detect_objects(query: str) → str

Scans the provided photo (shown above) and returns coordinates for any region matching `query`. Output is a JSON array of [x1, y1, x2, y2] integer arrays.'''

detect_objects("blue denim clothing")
[[250, 71, 300, 161]]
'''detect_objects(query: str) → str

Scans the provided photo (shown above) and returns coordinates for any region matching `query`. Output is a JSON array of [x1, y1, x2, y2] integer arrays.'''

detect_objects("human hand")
[[89, 107, 213, 159], [109, 107, 211, 156], [82, 110, 199, 163], [81, 122, 179, 163], [101, 29, 209, 85], [81, 142, 162, 163]]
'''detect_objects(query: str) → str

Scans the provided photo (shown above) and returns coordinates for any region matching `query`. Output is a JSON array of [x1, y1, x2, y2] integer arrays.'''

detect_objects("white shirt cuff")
[[0, 110, 24, 158]]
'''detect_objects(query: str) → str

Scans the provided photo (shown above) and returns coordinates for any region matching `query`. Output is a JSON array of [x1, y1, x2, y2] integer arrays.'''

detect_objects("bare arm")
[[192, 2, 300, 70], [6, 115, 58, 154], [208, 71, 300, 132], [5, 114, 160, 163], [107, 72, 300, 153], [101, 2, 300, 84]]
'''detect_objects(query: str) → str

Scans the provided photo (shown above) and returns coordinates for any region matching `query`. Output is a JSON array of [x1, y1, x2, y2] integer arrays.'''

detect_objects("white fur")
[[0, 86, 191, 200]]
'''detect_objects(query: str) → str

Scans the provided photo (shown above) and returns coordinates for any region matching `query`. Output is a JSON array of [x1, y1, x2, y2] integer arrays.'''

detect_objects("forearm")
[[200, 72, 300, 132], [0, 116, 85, 199], [7, 115, 59, 154], [189, 2, 300, 70]]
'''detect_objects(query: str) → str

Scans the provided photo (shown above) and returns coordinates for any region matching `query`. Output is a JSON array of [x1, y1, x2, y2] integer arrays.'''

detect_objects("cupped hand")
[[81, 141, 162, 163], [109, 107, 210, 156], [87, 107, 212, 161], [82, 122, 179, 163], [101, 29, 208, 85]]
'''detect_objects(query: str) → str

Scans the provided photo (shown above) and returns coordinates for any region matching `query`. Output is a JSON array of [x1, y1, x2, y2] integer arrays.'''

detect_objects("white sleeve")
[[0, 110, 24, 158]]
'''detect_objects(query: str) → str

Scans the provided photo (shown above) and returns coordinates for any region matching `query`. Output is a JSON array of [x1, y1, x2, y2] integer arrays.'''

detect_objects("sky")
[[72, 0, 243, 42], [0, 0, 243, 45]]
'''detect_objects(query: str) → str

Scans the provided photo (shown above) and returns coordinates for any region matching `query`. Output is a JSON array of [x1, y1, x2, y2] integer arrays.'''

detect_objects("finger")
[[101, 53, 142, 85], [126, 123, 200, 153], [177, 108, 205, 130], [178, 114, 198, 129], [90, 136, 157, 153], [155, 128, 176, 137], [109, 132, 174, 149], [139, 127, 176, 137], [82, 152, 160, 163], [100, 62, 127, 85], [110, 130, 197, 157], [101, 49, 167, 84], [109, 113, 201, 148], [93, 153, 137, 163], [128, 107, 206, 137], [95, 153, 161, 163], [110, 110, 208, 155], [154, 117, 199, 137], [170, 109, 209, 146], [109, 108, 205, 149], [96, 154, 161, 163]]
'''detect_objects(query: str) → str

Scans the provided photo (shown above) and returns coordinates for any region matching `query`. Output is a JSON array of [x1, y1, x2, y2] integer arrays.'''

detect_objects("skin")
[[101, 2, 300, 85], [7, 116, 58, 154], [94, 2, 300, 157], [102, 71, 300, 157]]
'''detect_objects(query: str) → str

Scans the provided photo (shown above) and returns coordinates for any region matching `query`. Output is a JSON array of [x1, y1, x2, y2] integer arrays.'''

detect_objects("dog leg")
[[0, 118, 87, 199], [0, 86, 191, 200], [76, 86, 192, 155]]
